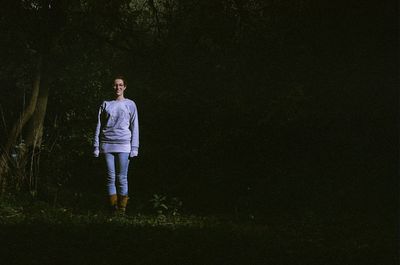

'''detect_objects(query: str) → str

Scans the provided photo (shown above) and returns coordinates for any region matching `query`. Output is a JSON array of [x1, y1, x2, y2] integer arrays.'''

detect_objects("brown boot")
[[109, 194, 118, 214], [117, 195, 129, 215]]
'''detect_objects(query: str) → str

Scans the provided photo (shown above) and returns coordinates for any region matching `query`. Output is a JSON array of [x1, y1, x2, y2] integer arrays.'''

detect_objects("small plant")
[[149, 194, 168, 216], [169, 197, 183, 216], [149, 194, 183, 218]]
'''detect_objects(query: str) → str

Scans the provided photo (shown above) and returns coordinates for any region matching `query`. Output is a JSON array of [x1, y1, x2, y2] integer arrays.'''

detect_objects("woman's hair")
[[114, 75, 127, 86]]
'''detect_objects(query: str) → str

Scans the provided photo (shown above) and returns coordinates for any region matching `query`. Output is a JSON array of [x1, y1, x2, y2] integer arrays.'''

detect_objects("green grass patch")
[[0, 198, 394, 265]]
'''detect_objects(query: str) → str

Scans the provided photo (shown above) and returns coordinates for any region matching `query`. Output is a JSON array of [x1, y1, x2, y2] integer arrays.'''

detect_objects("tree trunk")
[[23, 71, 50, 194], [0, 56, 43, 191], [0, 2, 66, 194]]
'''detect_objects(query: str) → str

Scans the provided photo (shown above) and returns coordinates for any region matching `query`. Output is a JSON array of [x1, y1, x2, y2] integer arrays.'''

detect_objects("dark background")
[[0, 1, 397, 220]]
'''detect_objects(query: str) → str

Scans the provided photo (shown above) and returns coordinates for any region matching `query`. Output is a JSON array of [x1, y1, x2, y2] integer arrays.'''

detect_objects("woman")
[[93, 76, 139, 215]]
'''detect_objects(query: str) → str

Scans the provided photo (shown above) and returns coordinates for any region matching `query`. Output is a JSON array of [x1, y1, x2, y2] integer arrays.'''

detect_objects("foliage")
[[149, 194, 168, 216], [149, 194, 183, 218], [0, 0, 395, 216], [0, 196, 393, 265]]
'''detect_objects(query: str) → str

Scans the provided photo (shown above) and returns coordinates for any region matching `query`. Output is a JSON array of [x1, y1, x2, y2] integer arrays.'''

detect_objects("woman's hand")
[[129, 150, 138, 158], [93, 148, 100, 157]]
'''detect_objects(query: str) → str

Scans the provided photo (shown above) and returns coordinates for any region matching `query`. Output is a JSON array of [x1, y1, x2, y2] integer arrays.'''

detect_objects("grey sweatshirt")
[[93, 99, 139, 154]]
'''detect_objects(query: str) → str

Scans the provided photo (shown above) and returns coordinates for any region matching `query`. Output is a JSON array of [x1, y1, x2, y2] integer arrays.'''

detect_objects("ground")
[[0, 200, 395, 265]]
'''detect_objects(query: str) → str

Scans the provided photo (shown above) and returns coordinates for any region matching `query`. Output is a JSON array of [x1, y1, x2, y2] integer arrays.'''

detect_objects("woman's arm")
[[93, 102, 104, 157], [129, 101, 139, 157]]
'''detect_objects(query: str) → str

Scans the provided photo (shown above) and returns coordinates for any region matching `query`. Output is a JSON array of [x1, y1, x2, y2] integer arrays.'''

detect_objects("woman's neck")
[[115, 96, 125, 101]]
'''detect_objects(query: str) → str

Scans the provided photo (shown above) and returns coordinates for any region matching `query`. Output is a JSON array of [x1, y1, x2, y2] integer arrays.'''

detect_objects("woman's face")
[[114, 79, 126, 97]]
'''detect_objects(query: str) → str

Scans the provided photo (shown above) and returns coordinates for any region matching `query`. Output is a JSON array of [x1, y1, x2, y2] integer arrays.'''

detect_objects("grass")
[[0, 199, 395, 265]]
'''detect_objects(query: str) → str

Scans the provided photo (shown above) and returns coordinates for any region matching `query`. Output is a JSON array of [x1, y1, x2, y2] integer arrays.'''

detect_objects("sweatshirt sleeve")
[[129, 101, 139, 152], [93, 101, 104, 150]]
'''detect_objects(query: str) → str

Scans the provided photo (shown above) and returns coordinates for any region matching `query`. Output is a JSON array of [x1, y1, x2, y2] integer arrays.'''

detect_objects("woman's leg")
[[104, 153, 117, 195], [115, 152, 130, 196], [115, 152, 130, 213], [104, 153, 118, 212]]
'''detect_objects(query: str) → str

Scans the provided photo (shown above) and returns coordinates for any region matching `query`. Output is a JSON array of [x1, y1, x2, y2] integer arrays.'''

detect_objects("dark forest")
[[0, 1, 397, 264]]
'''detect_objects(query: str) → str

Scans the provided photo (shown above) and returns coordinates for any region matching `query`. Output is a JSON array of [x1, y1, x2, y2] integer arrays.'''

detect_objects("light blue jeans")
[[104, 152, 130, 196]]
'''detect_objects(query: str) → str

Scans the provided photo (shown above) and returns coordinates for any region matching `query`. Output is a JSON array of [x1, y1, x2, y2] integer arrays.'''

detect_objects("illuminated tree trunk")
[[23, 71, 50, 194], [0, 56, 43, 192], [0, 0, 67, 194]]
